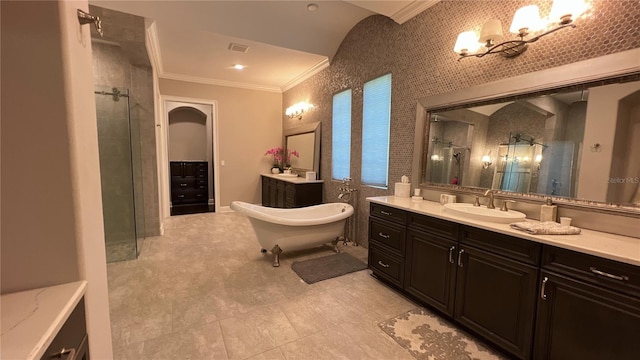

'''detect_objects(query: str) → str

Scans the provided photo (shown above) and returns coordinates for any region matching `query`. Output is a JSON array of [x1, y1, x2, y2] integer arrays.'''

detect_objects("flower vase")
[[271, 166, 280, 174]]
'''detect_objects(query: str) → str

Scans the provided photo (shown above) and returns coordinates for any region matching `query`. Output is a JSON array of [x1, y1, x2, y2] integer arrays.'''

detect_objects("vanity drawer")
[[369, 218, 406, 255], [171, 177, 195, 189], [461, 226, 541, 266], [542, 245, 640, 297], [171, 189, 208, 204], [369, 245, 404, 287], [370, 203, 407, 225], [408, 213, 458, 240]]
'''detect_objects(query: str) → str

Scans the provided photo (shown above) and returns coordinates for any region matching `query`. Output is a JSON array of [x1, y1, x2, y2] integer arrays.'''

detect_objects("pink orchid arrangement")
[[265, 147, 283, 165]]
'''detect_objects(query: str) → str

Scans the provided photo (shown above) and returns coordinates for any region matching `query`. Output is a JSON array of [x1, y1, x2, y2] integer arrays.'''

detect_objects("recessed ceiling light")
[[307, 3, 318, 12], [233, 64, 245, 70]]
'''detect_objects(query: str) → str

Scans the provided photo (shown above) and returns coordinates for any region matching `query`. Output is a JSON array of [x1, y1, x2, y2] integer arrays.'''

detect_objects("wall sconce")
[[481, 155, 492, 169], [285, 102, 314, 120], [454, 0, 588, 60]]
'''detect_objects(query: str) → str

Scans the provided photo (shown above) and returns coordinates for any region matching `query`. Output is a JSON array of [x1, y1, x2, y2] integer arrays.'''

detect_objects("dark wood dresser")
[[170, 161, 209, 215]]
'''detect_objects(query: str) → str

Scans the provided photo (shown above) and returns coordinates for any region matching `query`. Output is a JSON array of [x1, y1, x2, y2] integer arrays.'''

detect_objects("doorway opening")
[[161, 98, 219, 217]]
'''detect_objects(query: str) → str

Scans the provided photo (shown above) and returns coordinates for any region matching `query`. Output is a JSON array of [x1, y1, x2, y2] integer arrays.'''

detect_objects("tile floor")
[[106, 211, 484, 359]]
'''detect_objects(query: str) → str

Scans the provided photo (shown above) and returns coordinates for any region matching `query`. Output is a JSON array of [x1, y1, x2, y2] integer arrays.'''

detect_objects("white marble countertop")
[[368, 196, 640, 266], [1, 281, 87, 360], [262, 173, 324, 184]]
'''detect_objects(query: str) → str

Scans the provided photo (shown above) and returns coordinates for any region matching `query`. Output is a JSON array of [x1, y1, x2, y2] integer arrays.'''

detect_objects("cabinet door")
[[275, 181, 286, 208], [455, 246, 538, 360], [534, 271, 640, 360], [261, 177, 270, 206], [405, 229, 457, 316]]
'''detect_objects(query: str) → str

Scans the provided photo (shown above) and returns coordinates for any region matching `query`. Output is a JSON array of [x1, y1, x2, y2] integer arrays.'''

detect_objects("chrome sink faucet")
[[484, 189, 496, 209]]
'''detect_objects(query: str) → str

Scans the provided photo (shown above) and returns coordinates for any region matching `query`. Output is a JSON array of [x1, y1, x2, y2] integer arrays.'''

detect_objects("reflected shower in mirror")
[[422, 80, 640, 207]]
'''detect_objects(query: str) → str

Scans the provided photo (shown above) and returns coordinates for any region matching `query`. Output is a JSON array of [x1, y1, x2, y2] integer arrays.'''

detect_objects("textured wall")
[[91, 6, 160, 237], [282, 0, 640, 247]]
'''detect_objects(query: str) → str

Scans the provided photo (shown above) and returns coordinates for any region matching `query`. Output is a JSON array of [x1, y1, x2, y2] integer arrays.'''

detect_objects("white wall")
[[159, 79, 282, 206], [0, 0, 112, 357]]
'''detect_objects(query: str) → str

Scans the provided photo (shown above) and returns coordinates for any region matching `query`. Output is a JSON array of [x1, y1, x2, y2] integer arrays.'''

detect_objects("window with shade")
[[361, 73, 392, 188], [332, 89, 352, 180]]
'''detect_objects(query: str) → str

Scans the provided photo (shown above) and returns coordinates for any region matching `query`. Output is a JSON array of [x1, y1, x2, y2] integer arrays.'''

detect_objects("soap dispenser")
[[540, 197, 557, 222]]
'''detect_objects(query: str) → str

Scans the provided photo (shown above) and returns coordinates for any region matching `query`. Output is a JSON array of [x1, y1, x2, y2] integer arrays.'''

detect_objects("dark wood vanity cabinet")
[[170, 161, 208, 215], [369, 203, 640, 360], [261, 176, 323, 208], [368, 203, 408, 287], [455, 227, 540, 360], [42, 298, 89, 360], [404, 214, 458, 316], [404, 219, 539, 359], [533, 246, 640, 360]]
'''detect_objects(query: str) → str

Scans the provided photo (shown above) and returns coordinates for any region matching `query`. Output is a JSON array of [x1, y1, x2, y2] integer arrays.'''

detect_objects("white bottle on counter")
[[540, 197, 558, 222]]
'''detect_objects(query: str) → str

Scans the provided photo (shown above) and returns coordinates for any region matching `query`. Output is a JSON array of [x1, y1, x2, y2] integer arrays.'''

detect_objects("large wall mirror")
[[284, 121, 321, 176], [415, 50, 640, 211]]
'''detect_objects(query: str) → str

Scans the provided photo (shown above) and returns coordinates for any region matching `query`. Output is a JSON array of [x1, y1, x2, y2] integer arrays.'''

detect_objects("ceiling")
[[90, 1, 438, 92]]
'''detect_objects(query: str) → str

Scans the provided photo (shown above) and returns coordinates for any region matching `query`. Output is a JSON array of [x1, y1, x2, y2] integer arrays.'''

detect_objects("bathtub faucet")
[[338, 177, 358, 201]]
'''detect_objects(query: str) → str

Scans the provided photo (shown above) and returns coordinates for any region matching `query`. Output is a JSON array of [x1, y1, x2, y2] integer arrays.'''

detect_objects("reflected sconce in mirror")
[[453, 0, 589, 60], [535, 154, 543, 170], [285, 102, 314, 120], [481, 155, 492, 169]]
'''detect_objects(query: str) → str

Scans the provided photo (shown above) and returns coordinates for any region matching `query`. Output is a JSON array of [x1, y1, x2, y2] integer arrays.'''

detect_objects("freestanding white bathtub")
[[230, 201, 354, 266]]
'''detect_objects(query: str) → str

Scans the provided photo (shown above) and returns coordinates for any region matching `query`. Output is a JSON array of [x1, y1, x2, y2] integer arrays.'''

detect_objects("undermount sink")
[[276, 173, 298, 178], [443, 203, 526, 224]]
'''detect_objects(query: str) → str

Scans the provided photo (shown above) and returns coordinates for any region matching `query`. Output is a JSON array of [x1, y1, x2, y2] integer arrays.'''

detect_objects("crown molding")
[[145, 21, 163, 74], [281, 58, 330, 93], [392, 0, 439, 24], [160, 72, 283, 93]]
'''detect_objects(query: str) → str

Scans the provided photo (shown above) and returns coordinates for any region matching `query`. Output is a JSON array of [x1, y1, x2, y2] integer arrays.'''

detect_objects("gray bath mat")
[[291, 252, 367, 284]]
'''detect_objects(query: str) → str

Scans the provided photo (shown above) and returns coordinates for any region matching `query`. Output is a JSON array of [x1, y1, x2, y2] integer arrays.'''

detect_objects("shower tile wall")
[[90, 6, 160, 238], [282, 0, 640, 247]]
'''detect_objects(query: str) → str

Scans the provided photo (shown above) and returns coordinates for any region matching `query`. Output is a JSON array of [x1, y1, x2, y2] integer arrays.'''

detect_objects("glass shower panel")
[[95, 85, 141, 262], [129, 107, 146, 256]]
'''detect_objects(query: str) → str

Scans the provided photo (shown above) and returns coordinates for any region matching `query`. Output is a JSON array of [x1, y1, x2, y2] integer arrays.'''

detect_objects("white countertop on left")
[[262, 173, 324, 184], [1, 280, 87, 360]]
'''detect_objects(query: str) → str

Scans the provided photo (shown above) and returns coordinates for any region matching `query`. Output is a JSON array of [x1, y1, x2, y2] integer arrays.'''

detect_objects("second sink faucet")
[[484, 189, 496, 209]]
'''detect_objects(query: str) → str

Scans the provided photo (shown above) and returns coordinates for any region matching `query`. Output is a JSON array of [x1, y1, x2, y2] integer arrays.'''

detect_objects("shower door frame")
[[158, 95, 220, 222]]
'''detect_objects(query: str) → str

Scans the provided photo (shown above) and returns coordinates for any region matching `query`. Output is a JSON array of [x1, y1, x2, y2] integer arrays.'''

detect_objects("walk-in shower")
[[95, 85, 145, 262]]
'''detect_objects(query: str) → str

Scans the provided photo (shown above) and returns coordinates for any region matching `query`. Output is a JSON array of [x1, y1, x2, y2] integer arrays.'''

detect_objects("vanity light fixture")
[[233, 64, 245, 70], [481, 155, 493, 169], [285, 101, 314, 120], [454, 0, 588, 60]]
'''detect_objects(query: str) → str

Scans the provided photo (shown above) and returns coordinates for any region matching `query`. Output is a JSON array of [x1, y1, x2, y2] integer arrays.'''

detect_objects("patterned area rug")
[[378, 307, 507, 360]]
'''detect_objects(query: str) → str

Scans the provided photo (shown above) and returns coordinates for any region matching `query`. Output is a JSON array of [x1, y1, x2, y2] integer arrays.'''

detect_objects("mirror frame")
[[412, 49, 640, 213], [284, 121, 321, 176]]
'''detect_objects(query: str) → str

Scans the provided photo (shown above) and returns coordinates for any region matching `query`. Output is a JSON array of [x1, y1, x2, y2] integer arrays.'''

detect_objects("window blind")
[[332, 89, 352, 180], [361, 73, 391, 188]]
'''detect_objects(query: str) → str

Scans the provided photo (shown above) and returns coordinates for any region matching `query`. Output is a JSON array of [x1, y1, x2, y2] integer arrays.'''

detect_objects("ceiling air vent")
[[228, 43, 249, 53]]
